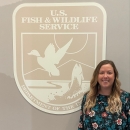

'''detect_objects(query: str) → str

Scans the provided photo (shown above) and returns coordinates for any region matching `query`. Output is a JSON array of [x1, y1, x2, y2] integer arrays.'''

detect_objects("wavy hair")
[[84, 60, 122, 114]]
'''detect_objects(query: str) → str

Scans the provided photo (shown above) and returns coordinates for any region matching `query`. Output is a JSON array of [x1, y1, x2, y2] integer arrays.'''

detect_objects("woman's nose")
[[104, 73, 108, 77]]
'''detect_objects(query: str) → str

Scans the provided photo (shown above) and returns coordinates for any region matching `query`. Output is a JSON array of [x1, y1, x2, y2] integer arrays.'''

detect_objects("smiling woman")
[[98, 64, 115, 95], [78, 60, 130, 130]]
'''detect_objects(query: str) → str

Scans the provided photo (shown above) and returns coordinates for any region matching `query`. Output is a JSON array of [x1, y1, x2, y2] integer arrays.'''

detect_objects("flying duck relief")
[[23, 34, 95, 104], [28, 38, 73, 77]]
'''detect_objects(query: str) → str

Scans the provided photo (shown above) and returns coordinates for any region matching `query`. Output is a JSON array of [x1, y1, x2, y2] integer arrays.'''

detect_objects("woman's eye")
[[99, 71, 113, 75], [107, 72, 112, 74], [99, 72, 104, 74]]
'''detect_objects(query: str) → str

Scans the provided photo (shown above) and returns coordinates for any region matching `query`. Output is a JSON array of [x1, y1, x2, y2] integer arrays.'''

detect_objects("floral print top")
[[78, 91, 130, 130]]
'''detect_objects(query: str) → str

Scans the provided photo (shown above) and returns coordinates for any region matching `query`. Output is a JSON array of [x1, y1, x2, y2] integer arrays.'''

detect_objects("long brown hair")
[[84, 60, 122, 114]]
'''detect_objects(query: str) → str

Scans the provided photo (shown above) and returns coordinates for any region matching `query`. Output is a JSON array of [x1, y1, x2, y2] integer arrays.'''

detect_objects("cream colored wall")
[[0, 0, 129, 130]]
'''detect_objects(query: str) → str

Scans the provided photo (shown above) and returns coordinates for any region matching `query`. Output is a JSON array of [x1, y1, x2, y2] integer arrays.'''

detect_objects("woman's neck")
[[98, 88, 111, 96]]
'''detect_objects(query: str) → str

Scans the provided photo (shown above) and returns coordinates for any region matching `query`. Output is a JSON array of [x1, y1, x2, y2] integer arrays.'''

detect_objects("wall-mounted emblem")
[[13, 3, 107, 114]]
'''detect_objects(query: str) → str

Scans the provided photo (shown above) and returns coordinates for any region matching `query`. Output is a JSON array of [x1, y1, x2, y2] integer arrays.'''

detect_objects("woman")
[[78, 60, 130, 130]]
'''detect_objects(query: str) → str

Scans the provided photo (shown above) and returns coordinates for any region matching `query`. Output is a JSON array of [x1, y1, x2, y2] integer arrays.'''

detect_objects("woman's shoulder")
[[120, 89, 130, 97], [84, 91, 89, 96], [120, 90, 130, 103], [82, 91, 89, 99], [81, 91, 89, 104]]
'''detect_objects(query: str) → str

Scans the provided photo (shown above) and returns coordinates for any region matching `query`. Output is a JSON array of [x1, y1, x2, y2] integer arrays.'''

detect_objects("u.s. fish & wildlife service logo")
[[13, 3, 106, 114]]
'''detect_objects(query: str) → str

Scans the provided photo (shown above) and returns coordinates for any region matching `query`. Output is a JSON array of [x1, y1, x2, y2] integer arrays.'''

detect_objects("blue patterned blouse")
[[78, 91, 130, 130]]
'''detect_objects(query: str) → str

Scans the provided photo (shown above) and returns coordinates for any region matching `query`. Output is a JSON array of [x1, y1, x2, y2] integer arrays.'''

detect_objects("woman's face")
[[97, 64, 115, 89]]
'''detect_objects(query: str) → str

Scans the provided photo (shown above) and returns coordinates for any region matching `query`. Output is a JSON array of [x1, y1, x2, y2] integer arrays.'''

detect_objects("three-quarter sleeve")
[[78, 94, 86, 130]]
